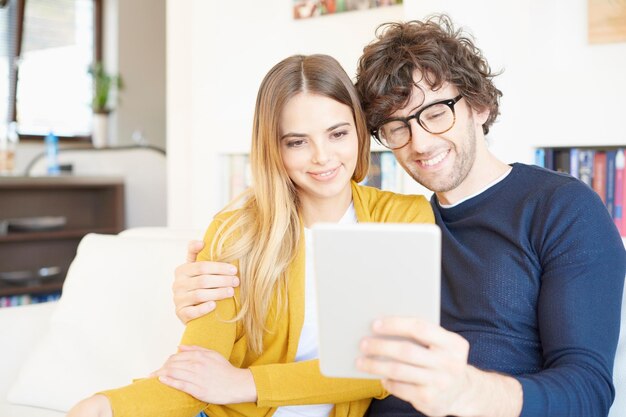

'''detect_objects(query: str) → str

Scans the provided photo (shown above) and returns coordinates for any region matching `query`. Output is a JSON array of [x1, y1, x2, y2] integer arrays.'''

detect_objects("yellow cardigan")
[[101, 183, 434, 417]]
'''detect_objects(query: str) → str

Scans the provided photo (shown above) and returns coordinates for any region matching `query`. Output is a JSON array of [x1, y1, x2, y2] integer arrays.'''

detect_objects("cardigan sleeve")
[[249, 359, 387, 407], [99, 219, 238, 417]]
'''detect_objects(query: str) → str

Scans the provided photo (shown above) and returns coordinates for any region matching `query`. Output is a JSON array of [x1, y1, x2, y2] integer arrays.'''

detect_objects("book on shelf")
[[360, 151, 404, 192], [593, 151, 607, 204], [534, 148, 545, 168], [536, 146, 626, 237], [380, 152, 398, 191], [0, 292, 61, 308], [544, 148, 554, 170], [554, 149, 571, 174], [615, 150, 624, 235], [221, 153, 252, 207], [606, 150, 617, 218], [569, 148, 580, 179], [362, 151, 382, 189], [578, 150, 594, 187]]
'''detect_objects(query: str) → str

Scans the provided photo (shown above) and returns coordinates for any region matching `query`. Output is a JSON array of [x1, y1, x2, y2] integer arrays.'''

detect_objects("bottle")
[[0, 122, 18, 175], [45, 131, 60, 175]]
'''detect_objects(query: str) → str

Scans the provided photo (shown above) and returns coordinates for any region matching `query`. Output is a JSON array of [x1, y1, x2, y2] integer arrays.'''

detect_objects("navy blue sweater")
[[368, 163, 626, 417]]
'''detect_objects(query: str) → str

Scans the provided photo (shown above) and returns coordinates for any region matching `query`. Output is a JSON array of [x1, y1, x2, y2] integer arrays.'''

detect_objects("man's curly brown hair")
[[355, 15, 502, 135]]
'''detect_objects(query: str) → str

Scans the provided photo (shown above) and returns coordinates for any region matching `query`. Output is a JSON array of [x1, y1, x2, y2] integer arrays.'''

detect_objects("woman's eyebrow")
[[280, 132, 307, 140], [281, 122, 351, 140], [326, 122, 351, 132]]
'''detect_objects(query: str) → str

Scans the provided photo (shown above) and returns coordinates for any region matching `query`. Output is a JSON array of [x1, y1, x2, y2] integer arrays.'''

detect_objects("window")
[[1, 0, 101, 139], [0, 0, 17, 126]]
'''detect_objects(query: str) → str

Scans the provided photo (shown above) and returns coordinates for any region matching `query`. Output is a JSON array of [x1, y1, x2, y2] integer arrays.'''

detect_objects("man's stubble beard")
[[399, 122, 478, 193]]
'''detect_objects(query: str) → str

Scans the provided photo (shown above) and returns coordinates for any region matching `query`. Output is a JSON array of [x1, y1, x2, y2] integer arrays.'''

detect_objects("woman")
[[67, 54, 433, 417]]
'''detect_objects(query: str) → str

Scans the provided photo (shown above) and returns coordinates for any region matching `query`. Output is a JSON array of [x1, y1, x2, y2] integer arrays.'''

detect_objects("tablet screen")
[[312, 223, 441, 379]]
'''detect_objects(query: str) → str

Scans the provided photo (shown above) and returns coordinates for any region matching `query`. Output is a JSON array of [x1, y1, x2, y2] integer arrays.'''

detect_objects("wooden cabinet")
[[0, 177, 124, 299]]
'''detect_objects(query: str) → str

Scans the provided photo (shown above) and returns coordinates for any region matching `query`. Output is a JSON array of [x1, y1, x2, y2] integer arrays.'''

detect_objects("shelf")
[[0, 176, 125, 302], [0, 228, 120, 243], [0, 175, 124, 188], [533, 144, 625, 150], [0, 276, 64, 297]]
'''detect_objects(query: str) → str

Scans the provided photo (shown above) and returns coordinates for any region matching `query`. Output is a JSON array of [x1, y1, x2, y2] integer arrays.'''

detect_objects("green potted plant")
[[88, 62, 123, 148]]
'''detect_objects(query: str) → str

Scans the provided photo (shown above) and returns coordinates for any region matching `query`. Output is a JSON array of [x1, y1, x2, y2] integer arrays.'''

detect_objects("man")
[[169, 15, 625, 417]]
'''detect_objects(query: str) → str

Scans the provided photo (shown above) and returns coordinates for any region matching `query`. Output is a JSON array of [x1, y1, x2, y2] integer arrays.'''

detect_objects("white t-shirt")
[[272, 203, 357, 417]]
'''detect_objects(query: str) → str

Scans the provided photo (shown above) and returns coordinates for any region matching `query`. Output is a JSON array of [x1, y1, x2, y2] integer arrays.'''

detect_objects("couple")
[[69, 15, 625, 417]]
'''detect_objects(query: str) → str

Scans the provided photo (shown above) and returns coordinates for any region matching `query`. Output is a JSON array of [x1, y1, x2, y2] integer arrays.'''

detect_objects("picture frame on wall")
[[293, 0, 402, 20], [588, 0, 626, 44]]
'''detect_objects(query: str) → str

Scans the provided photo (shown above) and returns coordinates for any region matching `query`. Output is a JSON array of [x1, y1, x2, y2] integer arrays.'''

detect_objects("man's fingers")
[[173, 273, 239, 299], [186, 240, 204, 263], [359, 336, 439, 369], [174, 286, 236, 323], [175, 261, 238, 280], [380, 379, 422, 408], [192, 274, 240, 291], [185, 287, 235, 305], [356, 355, 431, 384], [371, 317, 459, 350], [176, 302, 216, 324], [177, 345, 211, 352]]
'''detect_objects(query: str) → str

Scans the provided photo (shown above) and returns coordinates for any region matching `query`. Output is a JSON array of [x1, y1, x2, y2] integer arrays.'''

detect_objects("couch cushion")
[[0, 403, 65, 417], [0, 302, 58, 400], [7, 233, 191, 412]]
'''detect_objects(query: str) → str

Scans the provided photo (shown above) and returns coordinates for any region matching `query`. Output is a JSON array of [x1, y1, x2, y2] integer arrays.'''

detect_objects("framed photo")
[[293, 0, 402, 20], [588, 0, 626, 44]]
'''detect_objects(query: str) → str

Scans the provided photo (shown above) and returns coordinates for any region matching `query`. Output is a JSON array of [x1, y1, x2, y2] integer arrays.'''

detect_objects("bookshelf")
[[535, 145, 626, 237], [0, 176, 125, 307], [219, 148, 433, 210]]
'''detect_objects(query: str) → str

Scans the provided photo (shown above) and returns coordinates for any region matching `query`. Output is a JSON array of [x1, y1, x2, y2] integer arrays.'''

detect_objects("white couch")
[[0, 228, 200, 417], [0, 229, 624, 416]]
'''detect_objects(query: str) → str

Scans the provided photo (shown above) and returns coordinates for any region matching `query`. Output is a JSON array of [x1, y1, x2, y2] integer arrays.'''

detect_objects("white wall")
[[166, 0, 404, 228], [166, 0, 194, 228], [404, 0, 626, 163], [166, 0, 626, 229], [109, 0, 166, 149]]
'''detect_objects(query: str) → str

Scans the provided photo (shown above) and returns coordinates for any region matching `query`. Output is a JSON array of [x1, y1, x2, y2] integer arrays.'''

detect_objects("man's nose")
[[407, 119, 438, 154]]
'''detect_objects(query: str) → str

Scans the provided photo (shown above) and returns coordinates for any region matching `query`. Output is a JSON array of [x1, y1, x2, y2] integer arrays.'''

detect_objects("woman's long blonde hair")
[[210, 54, 370, 354]]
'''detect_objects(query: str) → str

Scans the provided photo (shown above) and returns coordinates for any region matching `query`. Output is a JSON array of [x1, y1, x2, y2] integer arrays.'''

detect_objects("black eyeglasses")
[[372, 95, 463, 150]]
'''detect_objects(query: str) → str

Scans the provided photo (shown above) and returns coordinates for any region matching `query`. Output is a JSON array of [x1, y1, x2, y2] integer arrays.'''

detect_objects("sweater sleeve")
[[250, 359, 387, 407], [100, 219, 238, 417], [516, 182, 625, 416]]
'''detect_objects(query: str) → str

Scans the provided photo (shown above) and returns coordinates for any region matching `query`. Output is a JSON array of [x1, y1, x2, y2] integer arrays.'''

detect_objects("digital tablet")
[[312, 223, 441, 379]]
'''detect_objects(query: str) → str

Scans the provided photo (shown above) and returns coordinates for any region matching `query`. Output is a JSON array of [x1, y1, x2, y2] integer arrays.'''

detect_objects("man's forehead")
[[391, 78, 455, 117]]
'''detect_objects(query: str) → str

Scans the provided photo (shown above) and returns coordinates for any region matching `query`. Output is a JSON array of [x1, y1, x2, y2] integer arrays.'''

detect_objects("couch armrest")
[[0, 302, 58, 400]]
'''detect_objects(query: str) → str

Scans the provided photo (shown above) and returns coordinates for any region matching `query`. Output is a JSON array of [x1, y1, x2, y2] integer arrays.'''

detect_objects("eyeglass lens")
[[378, 102, 456, 149]]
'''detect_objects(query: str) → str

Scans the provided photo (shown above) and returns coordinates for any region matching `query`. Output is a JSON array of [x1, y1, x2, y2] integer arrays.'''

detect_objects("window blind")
[[0, 0, 17, 125]]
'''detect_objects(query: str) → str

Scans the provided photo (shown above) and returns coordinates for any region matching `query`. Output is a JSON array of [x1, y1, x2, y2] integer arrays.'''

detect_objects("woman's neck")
[[299, 187, 352, 228]]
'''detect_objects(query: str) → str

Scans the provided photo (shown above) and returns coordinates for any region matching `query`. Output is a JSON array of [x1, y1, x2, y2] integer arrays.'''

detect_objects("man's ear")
[[474, 107, 490, 126]]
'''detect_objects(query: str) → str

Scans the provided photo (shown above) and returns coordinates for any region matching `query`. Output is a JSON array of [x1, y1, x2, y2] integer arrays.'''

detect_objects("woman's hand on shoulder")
[[151, 345, 257, 404], [66, 394, 112, 417], [173, 240, 240, 324]]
